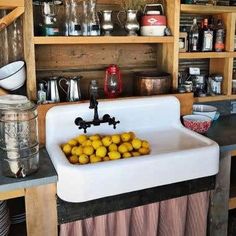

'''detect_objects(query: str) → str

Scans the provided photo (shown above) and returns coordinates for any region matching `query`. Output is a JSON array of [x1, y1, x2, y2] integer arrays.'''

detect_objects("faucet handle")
[[112, 120, 120, 129]]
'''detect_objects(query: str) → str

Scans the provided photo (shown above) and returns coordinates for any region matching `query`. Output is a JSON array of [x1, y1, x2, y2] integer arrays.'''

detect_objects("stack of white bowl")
[[10, 212, 26, 225], [0, 201, 10, 236], [0, 61, 26, 91]]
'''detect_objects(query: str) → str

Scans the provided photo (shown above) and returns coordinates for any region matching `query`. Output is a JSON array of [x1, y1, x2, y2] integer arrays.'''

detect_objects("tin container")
[[134, 71, 171, 96], [140, 4, 167, 36], [0, 95, 39, 178]]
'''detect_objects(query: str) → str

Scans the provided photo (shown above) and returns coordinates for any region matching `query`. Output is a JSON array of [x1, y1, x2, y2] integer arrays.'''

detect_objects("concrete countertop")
[[0, 148, 58, 192], [206, 114, 236, 152]]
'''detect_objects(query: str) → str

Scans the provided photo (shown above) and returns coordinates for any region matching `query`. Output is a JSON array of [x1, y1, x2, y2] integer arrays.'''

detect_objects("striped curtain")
[[60, 191, 210, 236]]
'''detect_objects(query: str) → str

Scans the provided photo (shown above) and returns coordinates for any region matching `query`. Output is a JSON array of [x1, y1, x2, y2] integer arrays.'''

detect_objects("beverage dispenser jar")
[[0, 95, 39, 178]]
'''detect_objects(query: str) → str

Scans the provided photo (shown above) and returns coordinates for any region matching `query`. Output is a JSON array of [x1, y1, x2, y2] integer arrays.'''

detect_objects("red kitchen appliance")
[[140, 4, 167, 36], [104, 64, 122, 98]]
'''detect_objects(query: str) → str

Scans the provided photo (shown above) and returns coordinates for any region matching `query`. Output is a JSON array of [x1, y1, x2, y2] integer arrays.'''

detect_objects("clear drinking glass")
[[68, 0, 82, 36]]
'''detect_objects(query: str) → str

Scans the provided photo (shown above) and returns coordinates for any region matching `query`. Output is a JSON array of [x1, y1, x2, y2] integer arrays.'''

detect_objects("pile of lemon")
[[61, 132, 150, 165]]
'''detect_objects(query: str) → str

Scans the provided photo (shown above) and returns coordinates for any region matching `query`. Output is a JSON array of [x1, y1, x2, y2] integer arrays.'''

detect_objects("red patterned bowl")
[[182, 115, 212, 134]]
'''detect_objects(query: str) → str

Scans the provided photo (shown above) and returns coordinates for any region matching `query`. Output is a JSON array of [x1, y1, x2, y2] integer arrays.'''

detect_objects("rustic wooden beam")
[[208, 151, 231, 236], [25, 184, 58, 236], [0, 7, 24, 32]]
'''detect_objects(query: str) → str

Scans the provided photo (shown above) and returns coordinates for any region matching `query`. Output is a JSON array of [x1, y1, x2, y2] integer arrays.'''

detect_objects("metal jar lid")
[[0, 95, 36, 111]]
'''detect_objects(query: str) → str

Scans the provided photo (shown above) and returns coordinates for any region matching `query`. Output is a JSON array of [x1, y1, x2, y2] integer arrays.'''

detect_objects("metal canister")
[[0, 95, 39, 178], [208, 75, 223, 95]]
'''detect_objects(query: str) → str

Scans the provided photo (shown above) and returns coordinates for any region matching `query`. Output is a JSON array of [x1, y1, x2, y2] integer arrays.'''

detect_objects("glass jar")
[[0, 95, 39, 178]]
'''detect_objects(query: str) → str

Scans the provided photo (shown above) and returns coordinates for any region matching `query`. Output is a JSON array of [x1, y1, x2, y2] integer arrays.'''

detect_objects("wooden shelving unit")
[[8, 1, 236, 102], [33, 36, 174, 45], [180, 4, 236, 103]]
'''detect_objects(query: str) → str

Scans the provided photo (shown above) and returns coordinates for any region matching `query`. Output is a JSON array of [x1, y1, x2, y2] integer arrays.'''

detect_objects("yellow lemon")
[[82, 140, 92, 147], [123, 142, 133, 152], [108, 143, 118, 152], [142, 140, 150, 149], [108, 151, 121, 160], [132, 138, 142, 150], [132, 151, 141, 157], [123, 152, 132, 158], [90, 154, 96, 159], [76, 135, 87, 144], [75, 146, 83, 156], [96, 146, 107, 158], [61, 143, 66, 149], [129, 131, 136, 140], [79, 154, 89, 164], [138, 147, 150, 155], [118, 144, 128, 154], [69, 155, 80, 164], [89, 134, 101, 141], [111, 134, 121, 144], [71, 146, 78, 155], [92, 140, 103, 150], [67, 139, 77, 146], [62, 144, 72, 155], [102, 136, 112, 147], [121, 132, 131, 142], [103, 156, 110, 161], [90, 155, 102, 163], [83, 146, 94, 156]]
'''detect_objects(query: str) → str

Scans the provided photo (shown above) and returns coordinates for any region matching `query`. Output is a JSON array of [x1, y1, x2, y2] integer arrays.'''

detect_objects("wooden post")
[[23, 0, 37, 100], [208, 151, 231, 236], [25, 184, 58, 236]]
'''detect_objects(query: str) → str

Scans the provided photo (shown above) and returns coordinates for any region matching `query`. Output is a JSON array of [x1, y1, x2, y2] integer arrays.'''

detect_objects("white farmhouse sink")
[[46, 96, 219, 203]]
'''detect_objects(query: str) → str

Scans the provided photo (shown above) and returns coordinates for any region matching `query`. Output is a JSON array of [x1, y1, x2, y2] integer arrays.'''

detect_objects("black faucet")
[[74, 80, 120, 133]]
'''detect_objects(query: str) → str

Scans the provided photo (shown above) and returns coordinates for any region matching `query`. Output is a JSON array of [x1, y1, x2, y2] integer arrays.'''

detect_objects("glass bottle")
[[200, 18, 214, 52], [214, 19, 225, 52], [64, 0, 70, 36], [189, 18, 199, 52], [41, 1, 60, 36], [68, 0, 82, 36], [37, 82, 47, 104], [87, 0, 100, 36], [81, 1, 89, 36]]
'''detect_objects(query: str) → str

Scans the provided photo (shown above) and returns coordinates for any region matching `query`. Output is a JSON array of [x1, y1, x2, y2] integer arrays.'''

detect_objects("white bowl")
[[193, 104, 220, 121], [0, 61, 26, 91]]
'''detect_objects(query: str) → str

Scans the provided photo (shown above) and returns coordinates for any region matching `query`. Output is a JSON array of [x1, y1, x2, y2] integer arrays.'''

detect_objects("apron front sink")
[[46, 96, 219, 203]]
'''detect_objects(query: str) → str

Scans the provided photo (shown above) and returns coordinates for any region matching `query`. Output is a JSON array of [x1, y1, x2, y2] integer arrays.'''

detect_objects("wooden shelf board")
[[194, 95, 232, 102], [179, 52, 231, 59], [33, 36, 174, 45], [0, 188, 25, 201], [229, 197, 236, 210], [181, 4, 236, 14], [0, 0, 24, 9]]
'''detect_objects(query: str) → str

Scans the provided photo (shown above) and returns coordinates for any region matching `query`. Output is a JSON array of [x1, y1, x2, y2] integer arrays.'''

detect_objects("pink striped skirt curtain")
[[60, 191, 210, 236]]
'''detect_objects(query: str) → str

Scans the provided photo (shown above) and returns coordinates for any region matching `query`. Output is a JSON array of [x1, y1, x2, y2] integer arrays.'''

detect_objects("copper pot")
[[134, 71, 171, 96]]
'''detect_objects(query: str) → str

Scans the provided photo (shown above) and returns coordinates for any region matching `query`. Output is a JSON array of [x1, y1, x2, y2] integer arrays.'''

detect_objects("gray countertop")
[[205, 114, 236, 152], [0, 148, 57, 192]]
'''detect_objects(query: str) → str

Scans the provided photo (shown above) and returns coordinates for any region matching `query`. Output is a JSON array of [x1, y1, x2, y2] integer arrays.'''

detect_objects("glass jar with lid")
[[0, 95, 39, 178]]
